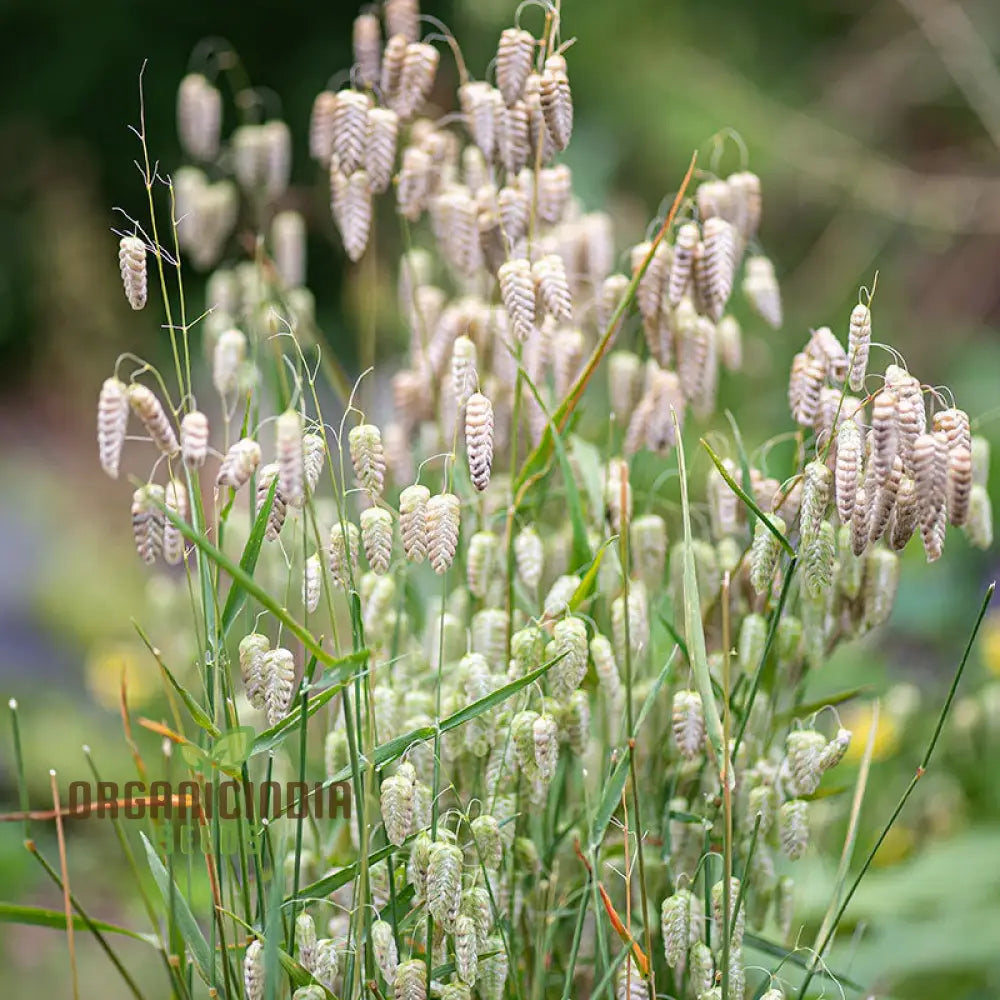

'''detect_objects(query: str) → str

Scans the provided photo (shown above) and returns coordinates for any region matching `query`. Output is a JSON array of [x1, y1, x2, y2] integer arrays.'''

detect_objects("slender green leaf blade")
[[0, 902, 157, 945], [221, 477, 276, 636]]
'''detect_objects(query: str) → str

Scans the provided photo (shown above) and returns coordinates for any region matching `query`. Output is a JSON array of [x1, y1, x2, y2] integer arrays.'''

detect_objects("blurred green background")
[[1, 0, 999, 996]]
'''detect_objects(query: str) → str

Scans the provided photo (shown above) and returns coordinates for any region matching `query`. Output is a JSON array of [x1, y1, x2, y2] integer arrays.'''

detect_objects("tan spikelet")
[[498, 184, 529, 242], [332, 90, 371, 175], [275, 410, 304, 507], [807, 327, 848, 383], [607, 351, 643, 425], [847, 302, 871, 391], [380, 33, 408, 105], [496, 28, 535, 106], [868, 454, 902, 543], [339, 170, 373, 262], [179, 410, 209, 469], [539, 53, 572, 150], [397, 145, 432, 221], [177, 73, 222, 162], [349, 423, 387, 496], [329, 521, 360, 586], [426, 492, 461, 573], [912, 431, 948, 559], [256, 463, 287, 541], [128, 384, 179, 457], [533, 254, 573, 324], [212, 328, 247, 396], [309, 91, 339, 163], [727, 170, 762, 241], [499, 100, 532, 174], [217, 438, 261, 490], [361, 507, 394, 574], [933, 407, 972, 454], [353, 13, 382, 87], [271, 210, 306, 288], [361, 110, 397, 195], [499, 258, 535, 341], [132, 485, 165, 564], [694, 217, 738, 321], [850, 486, 869, 557], [163, 479, 189, 566], [431, 186, 482, 276], [835, 419, 861, 524], [947, 445, 972, 526], [119, 236, 148, 310], [742, 255, 782, 328], [870, 387, 898, 484], [667, 222, 698, 307], [397, 43, 439, 120], [399, 484, 430, 563], [98, 377, 129, 479], [465, 392, 495, 491]]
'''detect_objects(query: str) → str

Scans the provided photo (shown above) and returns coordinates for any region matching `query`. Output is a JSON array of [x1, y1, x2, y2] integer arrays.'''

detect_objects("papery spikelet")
[[466, 530, 500, 599], [380, 770, 414, 846], [349, 423, 387, 496], [871, 387, 898, 484], [514, 525, 544, 590], [862, 547, 899, 629], [605, 457, 633, 533], [297, 552, 321, 613], [789, 354, 825, 427], [539, 53, 572, 149], [869, 455, 903, 543], [589, 633, 622, 710], [396, 145, 431, 221], [742, 255, 782, 328], [329, 521, 361, 587], [470, 814, 503, 871], [803, 519, 835, 598], [98, 377, 129, 478], [672, 689, 705, 760], [271, 209, 306, 288], [426, 492, 461, 573], [398, 484, 430, 563], [778, 799, 809, 860], [532, 713, 559, 781], [785, 729, 826, 795], [294, 912, 317, 971], [331, 89, 370, 174], [536, 163, 572, 224], [262, 647, 295, 727], [509, 625, 544, 680], [895, 383, 926, 472], [611, 581, 649, 662], [933, 407, 972, 455], [819, 727, 852, 771], [615, 957, 648, 1000], [275, 410, 304, 507], [244, 940, 264, 1000], [239, 633, 268, 708], [553, 327, 585, 400], [380, 32, 408, 102], [695, 217, 738, 321], [177, 73, 222, 161], [370, 919, 398, 985], [913, 431, 948, 560], [748, 783, 777, 834], [738, 613, 767, 673], [394, 959, 428, 1000], [472, 608, 508, 668], [544, 573, 581, 618], [119, 235, 147, 310], [631, 513, 668, 590], [353, 12, 382, 86], [549, 615, 588, 702], [465, 391, 495, 491], [563, 689, 590, 755], [339, 169, 373, 262], [947, 444, 972, 527], [711, 877, 745, 948], [178, 410, 208, 469], [851, 486, 870, 558], [496, 28, 535, 106], [888, 475, 918, 551], [607, 351, 643, 426], [707, 460, 741, 539], [361, 507, 394, 575], [668, 222, 699, 306], [132, 485, 165, 564], [459, 81, 499, 160], [450, 914, 478, 986], [309, 90, 338, 163], [217, 437, 261, 490], [689, 942, 715, 997], [727, 170, 762, 239], [498, 258, 535, 341], [396, 42, 439, 119], [717, 314, 742, 372], [451, 335, 478, 409], [479, 935, 509, 1000], [965, 484, 993, 549], [212, 327, 247, 396], [750, 514, 785, 594], [533, 254, 573, 323], [800, 461, 832, 543], [128, 384, 180, 456], [661, 889, 697, 968], [498, 183, 529, 242], [847, 301, 871, 391], [427, 841, 463, 930], [163, 479, 188, 566], [835, 419, 861, 523]]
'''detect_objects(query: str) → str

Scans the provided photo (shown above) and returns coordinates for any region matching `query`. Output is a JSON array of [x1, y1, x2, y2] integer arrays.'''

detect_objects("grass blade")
[[221, 477, 276, 636], [0, 902, 157, 945]]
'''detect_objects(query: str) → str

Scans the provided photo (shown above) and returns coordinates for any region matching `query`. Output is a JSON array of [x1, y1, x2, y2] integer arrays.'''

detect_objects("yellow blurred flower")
[[85, 642, 157, 711], [842, 702, 900, 763], [981, 613, 1000, 678], [872, 825, 915, 867]]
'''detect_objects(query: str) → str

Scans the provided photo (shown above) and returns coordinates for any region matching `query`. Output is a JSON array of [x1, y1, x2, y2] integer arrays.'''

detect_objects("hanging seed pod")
[[834, 419, 862, 524], [300, 432, 324, 498], [301, 553, 322, 613], [850, 486, 870, 557], [470, 814, 503, 871], [549, 616, 588, 702], [847, 301, 871, 391], [496, 28, 535, 106], [118, 235, 147, 310], [397, 42, 439, 119], [394, 959, 427, 1000], [362, 109, 399, 197], [947, 445, 972, 527], [800, 461, 833, 543], [371, 919, 398, 985], [590, 633, 622, 709], [451, 335, 478, 408], [399, 484, 430, 562], [128, 384, 180, 456], [385, 0, 419, 42], [244, 940, 264, 1000], [179, 410, 209, 469], [748, 784, 777, 834], [339, 169, 373, 262], [785, 729, 827, 796], [274, 410, 304, 507], [727, 170, 762, 238], [177, 73, 222, 162], [819, 728, 852, 772], [750, 514, 785, 594], [933, 407, 972, 455], [380, 770, 414, 846], [607, 351, 643, 425], [689, 942, 715, 998], [239, 634, 268, 709], [543, 573, 579, 619], [162, 480, 188, 566], [353, 12, 382, 86], [328, 521, 360, 587], [870, 387, 898, 484], [498, 183, 530, 242], [912, 431, 948, 558], [212, 327, 247, 396], [532, 713, 559, 781], [538, 53, 572, 150], [668, 222, 699, 306], [552, 328, 585, 400], [360, 507, 393, 574], [738, 613, 768, 673], [309, 91, 338, 163], [615, 957, 649, 1000], [695, 217, 738, 321], [131, 485, 165, 564], [513, 525, 544, 590], [459, 82, 498, 160], [707, 460, 741, 540], [742, 255, 782, 328], [965, 484, 993, 549], [97, 377, 129, 479], [661, 889, 697, 968], [427, 841, 463, 930], [349, 423, 387, 496], [778, 799, 809, 860], [426, 492, 460, 573], [536, 163, 572, 225], [895, 382, 926, 471], [672, 690, 705, 760], [331, 90, 370, 175], [868, 455, 902, 543], [717, 314, 742, 372], [270, 210, 307, 289], [806, 326, 848, 383], [532, 254, 573, 323], [466, 530, 500, 599], [711, 877, 745, 949], [465, 391, 495, 491], [380, 32, 408, 105], [631, 513, 668, 590], [498, 258, 535, 341], [396, 145, 431, 221], [294, 913, 317, 972], [499, 98, 532, 173], [788, 353, 824, 428], [217, 438, 261, 490], [888, 475, 919, 551], [262, 647, 295, 727]]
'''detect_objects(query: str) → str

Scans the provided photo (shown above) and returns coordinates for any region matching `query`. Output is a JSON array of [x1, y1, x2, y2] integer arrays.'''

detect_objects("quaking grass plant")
[[5, 1, 997, 998]]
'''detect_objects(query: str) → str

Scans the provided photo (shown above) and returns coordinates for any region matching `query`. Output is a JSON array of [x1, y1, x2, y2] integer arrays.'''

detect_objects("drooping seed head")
[[128, 383, 180, 457], [750, 514, 785, 594], [465, 391, 495, 491], [212, 327, 247, 397], [163, 479, 188, 566], [98, 377, 129, 479], [180, 410, 209, 468], [742, 254, 782, 328], [132, 485, 165, 564], [778, 799, 809, 860], [361, 507, 394, 575], [262, 647, 295, 727], [862, 547, 900, 629], [349, 423, 387, 496], [177, 73, 222, 162], [672, 689, 705, 760], [216, 437, 261, 490], [119, 235, 148, 310], [426, 492, 461, 573], [328, 521, 361, 588], [668, 221, 699, 306]]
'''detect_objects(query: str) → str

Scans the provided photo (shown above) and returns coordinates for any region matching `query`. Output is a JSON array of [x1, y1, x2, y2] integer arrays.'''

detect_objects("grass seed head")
[[162, 479, 188, 565], [131, 484, 165, 564], [262, 647, 295, 727], [128, 383, 180, 456], [177, 73, 222, 162], [118, 235, 147, 310], [98, 377, 129, 479], [217, 437, 261, 490], [361, 507, 394, 574], [778, 799, 809, 860]]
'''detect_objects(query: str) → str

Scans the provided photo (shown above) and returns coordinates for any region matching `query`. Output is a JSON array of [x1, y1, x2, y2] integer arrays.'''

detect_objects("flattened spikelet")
[[350, 423, 387, 496], [380, 771, 414, 846], [128, 384, 180, 456], [426, 492, 460, 573], [742, 255, 782, 328], [353, 12, 382, 87], [329, 521, 360, 587], [276, 410, 304, 507], [332, 89, 370, 175], [271, 210, 306, 288], [163, 479, 188, 565], [800, 460, 832, 542], [217, 437, 261, 490], [309, 91, 338, 163], [498, 258, 535, 341], [451, 335, 478, 408], [862, 547, 900, 628], [933, 407, 972, 454], [212, 327, 247, 396], [239, 634, 268, 709], [340, 170, 373, 262], [465, 391, 494, 491], [695, 217, 738, 321], [668, 222, 699, 306], [851, 485, 870, 556], [303, 553, 321, 613], [496, 28, 535, 106], [361, 507, 394, 574], [262, 647, 295, 727], [871, 387, 898, 484], [514, 526, 544, 590], [365, 108, 399, 194], [119, 236, 147, 310], [132, 485, 165, 564], [98, 377, 129, 478], [847, 302, 871, 391], [672, 689, 705, 760], [868, 455, 902, 543], [398, 484, 430, 563], [888, 475, 919, 551], [177, 73, 222, 162], [397, 145, 431, 221], [180, 410, 209, 468], [965, 484, 993, 549], [539, 53, 572, 150], [947, 444, 972, 526], [779, 799, 809, 860], [256, 463, 288, 541], [835, 419, 862, 524], [397, 43, 439, 120], [750, 514, 785, 594], [244, 940, 264, 1000], [803, 519, 835, 598], [537, 164, 572, 225], [532, 254, 573, 323]]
